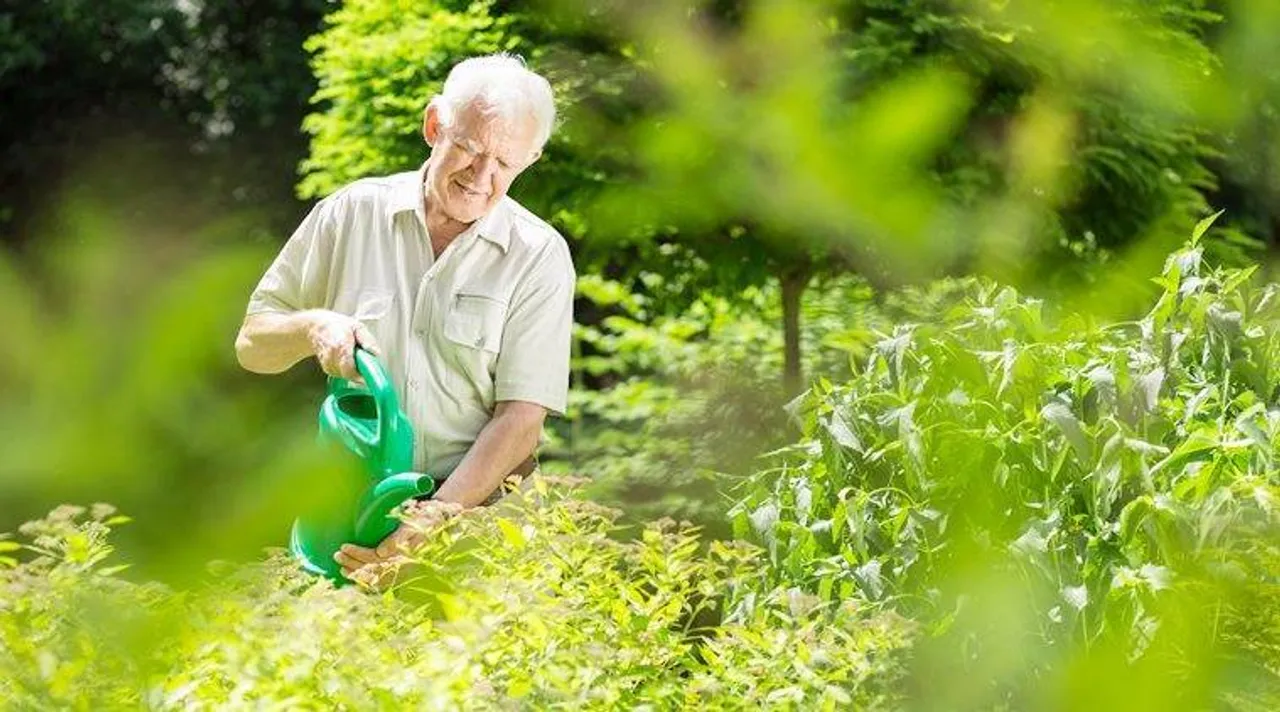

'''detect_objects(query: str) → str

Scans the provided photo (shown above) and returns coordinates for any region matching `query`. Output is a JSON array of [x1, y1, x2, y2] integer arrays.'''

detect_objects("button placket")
[[412, 269, 436, 336]]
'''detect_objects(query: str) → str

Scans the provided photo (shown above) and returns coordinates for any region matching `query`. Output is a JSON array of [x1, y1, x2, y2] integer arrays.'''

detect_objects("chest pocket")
[[443, 292, 506, 354]]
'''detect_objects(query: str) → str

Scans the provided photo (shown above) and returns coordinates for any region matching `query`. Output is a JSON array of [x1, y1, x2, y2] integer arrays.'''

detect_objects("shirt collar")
[[389, 162, 511, 253]]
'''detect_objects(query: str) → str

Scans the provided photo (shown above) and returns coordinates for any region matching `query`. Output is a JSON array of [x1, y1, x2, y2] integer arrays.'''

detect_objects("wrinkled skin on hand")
[[334, 499, 464, 591], [307, 310, 381, 382]]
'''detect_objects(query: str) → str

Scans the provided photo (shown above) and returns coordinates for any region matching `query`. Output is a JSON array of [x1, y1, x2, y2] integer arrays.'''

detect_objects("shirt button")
[[474, 335, 484, 347]]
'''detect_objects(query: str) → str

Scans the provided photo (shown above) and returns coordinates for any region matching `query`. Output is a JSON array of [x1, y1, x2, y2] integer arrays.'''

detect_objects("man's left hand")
[[334, 500, 462, 589]]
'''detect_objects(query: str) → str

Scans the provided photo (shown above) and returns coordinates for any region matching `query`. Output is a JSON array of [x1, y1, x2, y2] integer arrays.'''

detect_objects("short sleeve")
[[494, 239, 576, 415], [245, 197, 338, 316]]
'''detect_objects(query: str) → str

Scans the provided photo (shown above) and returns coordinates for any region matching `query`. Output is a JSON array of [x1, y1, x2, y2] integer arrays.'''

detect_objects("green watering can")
[[289, 348, 435, 582]]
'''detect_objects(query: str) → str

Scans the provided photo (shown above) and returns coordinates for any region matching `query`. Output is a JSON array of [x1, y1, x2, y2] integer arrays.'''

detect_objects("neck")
[[425, 208, 469, 246], [422, 188, 470, 247]]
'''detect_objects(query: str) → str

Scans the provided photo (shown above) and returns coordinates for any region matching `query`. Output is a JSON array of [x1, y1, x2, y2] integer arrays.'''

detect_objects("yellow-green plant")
[[0, 482, 913, 710]]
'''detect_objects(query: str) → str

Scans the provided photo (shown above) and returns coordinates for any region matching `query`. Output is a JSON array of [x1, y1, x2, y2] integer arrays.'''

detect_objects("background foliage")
[[0, 0, 327, 246]]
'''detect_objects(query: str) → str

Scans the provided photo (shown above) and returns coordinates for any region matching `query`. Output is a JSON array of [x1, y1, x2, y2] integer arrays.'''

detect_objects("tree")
[[579, 0, 1226, 388], [298, 0, 1228, 392], [0, 0, 185, 239], [0, 0, 328, 244], [298, 1, 519, 199], [1204, 0, 1280, 256]]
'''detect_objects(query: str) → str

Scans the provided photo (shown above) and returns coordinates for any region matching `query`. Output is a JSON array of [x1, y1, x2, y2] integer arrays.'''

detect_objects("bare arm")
[[235, 311, 321, 373], [235, 310, 378, 380], [432, 400, 547, 508]]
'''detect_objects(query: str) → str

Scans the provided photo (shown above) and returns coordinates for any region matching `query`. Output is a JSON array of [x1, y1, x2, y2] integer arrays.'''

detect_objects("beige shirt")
[[245, 164, 576, 477]]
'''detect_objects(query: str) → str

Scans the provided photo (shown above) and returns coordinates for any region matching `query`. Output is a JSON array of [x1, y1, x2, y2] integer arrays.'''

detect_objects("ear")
[[423, 102, 442, 147]]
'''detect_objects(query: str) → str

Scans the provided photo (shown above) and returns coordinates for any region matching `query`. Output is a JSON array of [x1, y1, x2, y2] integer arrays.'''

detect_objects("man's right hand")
[[236, 309, 381, 378], [305, 310, 381, 382]]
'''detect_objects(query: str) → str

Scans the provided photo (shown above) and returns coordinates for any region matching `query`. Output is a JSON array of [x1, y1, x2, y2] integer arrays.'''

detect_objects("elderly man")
[[234, 54, 574, 582]]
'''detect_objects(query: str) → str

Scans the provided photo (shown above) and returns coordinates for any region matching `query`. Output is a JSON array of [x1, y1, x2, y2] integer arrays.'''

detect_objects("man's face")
[[423, 101, 541, 225]]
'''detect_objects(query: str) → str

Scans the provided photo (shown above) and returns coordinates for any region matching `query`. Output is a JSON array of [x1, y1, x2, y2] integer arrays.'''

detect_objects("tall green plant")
[[730, 218, 1280, 704]]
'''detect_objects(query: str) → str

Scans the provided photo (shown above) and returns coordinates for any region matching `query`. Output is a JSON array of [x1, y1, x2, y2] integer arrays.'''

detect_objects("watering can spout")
[[353, 473, 437, 542]]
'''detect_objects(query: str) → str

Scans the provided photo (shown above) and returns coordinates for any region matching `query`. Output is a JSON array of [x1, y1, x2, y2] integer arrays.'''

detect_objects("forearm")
[[432, 402, 545, 508], [234, 311, 321, 374]]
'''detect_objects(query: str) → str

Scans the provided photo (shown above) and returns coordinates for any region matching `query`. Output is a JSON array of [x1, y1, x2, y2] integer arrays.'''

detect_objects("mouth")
[[453, 179, 487, 198]]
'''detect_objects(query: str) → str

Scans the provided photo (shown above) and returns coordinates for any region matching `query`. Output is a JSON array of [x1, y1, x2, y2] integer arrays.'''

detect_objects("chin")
[[450, 197, 492, 220], [444, 188, 489, 217]]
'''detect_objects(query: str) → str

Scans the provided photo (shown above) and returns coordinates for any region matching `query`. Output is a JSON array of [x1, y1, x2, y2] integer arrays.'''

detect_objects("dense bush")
[[0, 484, 913, 709], [730, 218, 1280, 705]]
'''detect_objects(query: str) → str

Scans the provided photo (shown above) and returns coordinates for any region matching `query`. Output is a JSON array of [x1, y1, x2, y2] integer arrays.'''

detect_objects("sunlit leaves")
[[731, 234, 1280, 701], [0, 487, 914, 708]]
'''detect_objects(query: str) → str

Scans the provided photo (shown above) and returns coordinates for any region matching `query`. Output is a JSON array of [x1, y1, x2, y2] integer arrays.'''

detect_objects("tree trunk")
[[780, 265, 812, 395]]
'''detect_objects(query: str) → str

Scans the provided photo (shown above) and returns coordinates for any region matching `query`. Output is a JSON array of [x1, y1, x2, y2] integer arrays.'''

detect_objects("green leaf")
[[1149, 428, 1219, 478], [1189, 210, 1223, 245], [1062, 584, 1089, 612], [821, 411, 862, 452], [1221, 265, 1258, 295], [496, 518, 526, 550], [1041, 402, 1090, 463]]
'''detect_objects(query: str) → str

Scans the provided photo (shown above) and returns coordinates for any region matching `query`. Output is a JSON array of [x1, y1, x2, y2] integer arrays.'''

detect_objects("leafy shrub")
[[730, 218, 1280, 704], [0, 484, 913, 709]]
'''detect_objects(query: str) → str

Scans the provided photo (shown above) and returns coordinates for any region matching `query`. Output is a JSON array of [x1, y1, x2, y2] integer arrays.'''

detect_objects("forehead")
[[450, 101, 539, 155]]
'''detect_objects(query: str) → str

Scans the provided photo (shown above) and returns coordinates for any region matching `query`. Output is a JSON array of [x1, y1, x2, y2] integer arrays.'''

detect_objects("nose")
[[471, 154, 498, 186]]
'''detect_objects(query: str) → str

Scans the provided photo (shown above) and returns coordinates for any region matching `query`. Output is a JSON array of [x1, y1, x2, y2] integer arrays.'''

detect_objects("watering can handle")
[[345, 346, 403, 454], [357, 347, 398, 443]]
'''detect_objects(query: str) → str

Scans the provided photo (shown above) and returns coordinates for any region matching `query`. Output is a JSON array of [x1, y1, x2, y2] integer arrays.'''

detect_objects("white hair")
[[431, 53, 556, 149]]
